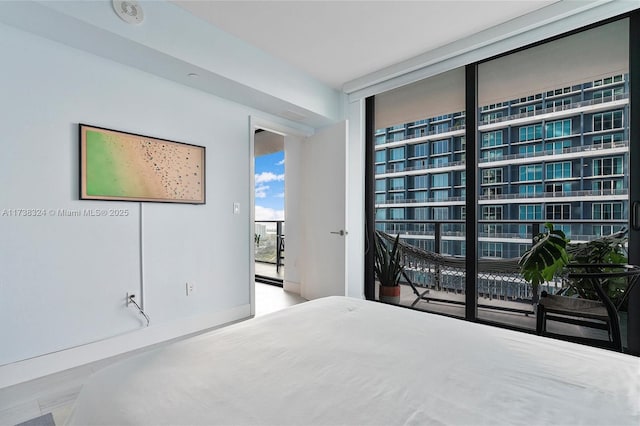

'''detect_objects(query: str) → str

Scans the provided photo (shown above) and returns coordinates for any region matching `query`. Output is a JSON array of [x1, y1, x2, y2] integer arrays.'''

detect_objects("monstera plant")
[[564, 229, 629, 307], [518, 223, 569, 302], [520, 224, 630, 306]]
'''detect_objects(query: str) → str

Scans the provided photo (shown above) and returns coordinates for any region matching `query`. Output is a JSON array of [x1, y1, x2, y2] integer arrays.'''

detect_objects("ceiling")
[[173, 1, 557, 90], [2, 0, 628, 128]]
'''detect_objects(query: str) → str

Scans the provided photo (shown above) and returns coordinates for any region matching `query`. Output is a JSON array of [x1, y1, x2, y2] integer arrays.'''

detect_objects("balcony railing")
[[376, 187, 627, 205], [377, 195, 466, 205], [478, 140, 628, 163], [377, 219, 626, 256], [377, 124, 467, 145], [376, 220, 628, 321], [479, 93, 629, 126], [382, 159, 465, 174], [255, 221, 285, 273], [479, 188, 628, 201]]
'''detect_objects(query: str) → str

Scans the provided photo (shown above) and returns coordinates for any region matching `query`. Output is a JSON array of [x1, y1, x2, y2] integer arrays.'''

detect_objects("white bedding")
[[67, 296, 640, 425]]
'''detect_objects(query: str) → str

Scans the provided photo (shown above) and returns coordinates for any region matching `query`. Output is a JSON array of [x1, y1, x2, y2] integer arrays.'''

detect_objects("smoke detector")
[[112, 0, 144, 25]]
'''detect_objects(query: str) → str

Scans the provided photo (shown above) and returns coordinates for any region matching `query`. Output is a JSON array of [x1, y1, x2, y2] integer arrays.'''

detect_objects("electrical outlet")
[[186, 282, 194, 296], [126, 292, 135, 305]]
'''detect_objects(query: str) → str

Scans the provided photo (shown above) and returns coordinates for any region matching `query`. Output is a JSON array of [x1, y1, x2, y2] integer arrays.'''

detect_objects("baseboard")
[[0, 303, 251, 389], [283, 280, 301, 294]]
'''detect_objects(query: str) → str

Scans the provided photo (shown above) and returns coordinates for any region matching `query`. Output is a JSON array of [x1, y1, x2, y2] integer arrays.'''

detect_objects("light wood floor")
[[0, 283, 306, 426]]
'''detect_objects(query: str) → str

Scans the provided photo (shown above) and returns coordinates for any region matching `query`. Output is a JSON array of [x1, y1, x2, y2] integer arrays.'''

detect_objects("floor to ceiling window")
[[366, 13, 639, 352], [476, 18, 630, 332], [372, 68, 466, 317]]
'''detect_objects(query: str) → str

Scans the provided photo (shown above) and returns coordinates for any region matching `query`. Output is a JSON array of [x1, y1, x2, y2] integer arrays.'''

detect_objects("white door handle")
[[330, 230, 348, 236]]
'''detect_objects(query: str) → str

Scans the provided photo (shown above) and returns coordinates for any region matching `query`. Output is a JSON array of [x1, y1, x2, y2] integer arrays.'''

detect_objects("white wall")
[[0, 23, 261, 385]]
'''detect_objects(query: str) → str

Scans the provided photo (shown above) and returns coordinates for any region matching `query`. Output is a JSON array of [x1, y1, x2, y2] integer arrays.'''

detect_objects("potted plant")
[[518, 223, 569, 303], [563, 229, 628, 307], [374, 231, 404, 304]]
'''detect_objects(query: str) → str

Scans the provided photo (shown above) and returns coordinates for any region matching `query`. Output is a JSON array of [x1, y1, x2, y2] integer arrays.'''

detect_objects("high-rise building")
[[374, 73, 629, 260]]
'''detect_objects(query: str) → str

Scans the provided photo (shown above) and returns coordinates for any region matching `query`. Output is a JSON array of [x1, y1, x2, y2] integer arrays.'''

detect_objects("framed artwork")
[[80, 124, 205, 204]]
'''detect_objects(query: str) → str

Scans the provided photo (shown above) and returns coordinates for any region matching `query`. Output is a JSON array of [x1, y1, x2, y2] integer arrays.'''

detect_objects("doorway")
[[249, 117, 348, 316], [253, 129, 285, 287]]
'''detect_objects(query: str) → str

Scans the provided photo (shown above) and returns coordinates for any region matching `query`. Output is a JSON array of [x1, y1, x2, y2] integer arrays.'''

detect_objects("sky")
[[255, 151, 284, 220]]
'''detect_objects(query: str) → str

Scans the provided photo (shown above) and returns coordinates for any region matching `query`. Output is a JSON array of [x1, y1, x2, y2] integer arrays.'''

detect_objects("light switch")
[[233, 202, 240, 214]]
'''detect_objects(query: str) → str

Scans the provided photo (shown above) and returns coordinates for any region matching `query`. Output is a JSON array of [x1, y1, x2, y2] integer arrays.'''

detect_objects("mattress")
[[66, 296, 640, 425]]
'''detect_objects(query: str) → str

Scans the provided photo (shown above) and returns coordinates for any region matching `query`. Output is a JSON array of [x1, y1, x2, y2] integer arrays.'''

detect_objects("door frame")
[[248, 115, 312, 316]]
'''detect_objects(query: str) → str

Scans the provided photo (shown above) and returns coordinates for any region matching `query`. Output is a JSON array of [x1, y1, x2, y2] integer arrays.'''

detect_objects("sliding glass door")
[[476, 19, 630, 332], [372, 68, 467, 317], [366, 12, 639, 352]]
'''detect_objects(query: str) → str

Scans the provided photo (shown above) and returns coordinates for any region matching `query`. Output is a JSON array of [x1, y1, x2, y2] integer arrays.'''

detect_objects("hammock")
[[378, 228, 628, 274], [377, 231, 521, 274]]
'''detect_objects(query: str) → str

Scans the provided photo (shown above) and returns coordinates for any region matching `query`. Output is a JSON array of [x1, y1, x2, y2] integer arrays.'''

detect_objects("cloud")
[[276, 192, 285, 198], [276, 159, 285, 166], [255, 185, 269, 198], [255, 205, 284, 221], [255, 172, 284, 184]]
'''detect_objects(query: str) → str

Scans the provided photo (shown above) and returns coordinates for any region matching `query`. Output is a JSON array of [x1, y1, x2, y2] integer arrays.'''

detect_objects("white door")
[[300, 121, 348, 300]]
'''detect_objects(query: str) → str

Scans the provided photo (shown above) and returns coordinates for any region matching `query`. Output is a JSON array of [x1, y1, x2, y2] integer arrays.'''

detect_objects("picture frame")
[[79, 124, 206, 204]]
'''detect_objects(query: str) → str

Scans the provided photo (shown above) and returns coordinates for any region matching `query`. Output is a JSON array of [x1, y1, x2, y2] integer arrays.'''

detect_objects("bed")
[[66, 296, 640, 425]]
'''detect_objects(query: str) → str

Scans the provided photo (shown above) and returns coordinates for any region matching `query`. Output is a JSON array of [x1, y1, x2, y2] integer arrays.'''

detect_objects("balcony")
[[381, 159, 465, 175], [255, 220, 285, 285], [479, 188, 628, 202], [479, 93, 629, 127], [376, 124, 466, 147], [375, 220, 629, 349], [376, 195, 465, 206], [478, 140, 629, 165]]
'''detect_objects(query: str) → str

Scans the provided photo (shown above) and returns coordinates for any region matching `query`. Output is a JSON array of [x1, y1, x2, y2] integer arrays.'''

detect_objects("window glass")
[[413, 175, 428, 189], [482, 168, 503, 184], [371, 18, 630, 333], [519, 165, 542, 181], [389, 177, 405, 191], [519, 124, 542, 142], [482, 131, 503, 147], [373, 67, 465, 315], [477, 18, 629, 328], [518, 205, 542, 220], [432, 140, 449, 155], [432, 173, 449, 188], [545, 162, 572, 180], [413, 143, 428, 157], [389, 147, 405, 161]]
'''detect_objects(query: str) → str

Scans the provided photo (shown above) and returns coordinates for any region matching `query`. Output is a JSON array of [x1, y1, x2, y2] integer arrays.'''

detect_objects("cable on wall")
[[128, 294, 150, 327], [139, 202, 145, 311], [124, 202, 149, 327]]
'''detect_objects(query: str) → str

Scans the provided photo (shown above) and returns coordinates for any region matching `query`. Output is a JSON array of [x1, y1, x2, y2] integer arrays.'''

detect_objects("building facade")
[[375, 73, 629, 260]]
